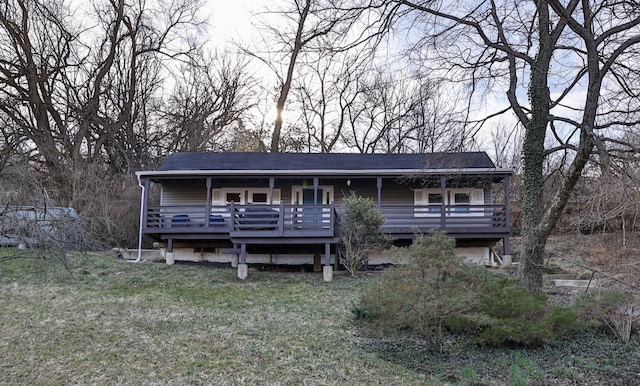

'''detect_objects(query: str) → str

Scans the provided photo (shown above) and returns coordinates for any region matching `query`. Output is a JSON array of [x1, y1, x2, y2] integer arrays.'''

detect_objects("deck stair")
[[546, 273, 600, 292]]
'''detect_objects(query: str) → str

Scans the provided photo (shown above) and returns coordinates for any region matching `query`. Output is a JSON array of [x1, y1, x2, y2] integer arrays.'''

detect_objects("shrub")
[[356, 231, 489, 352], [575, 290, 638, 342], [356, 231, 580, 350], [474, 278, 580, 346], [338, 194, 385, 276]]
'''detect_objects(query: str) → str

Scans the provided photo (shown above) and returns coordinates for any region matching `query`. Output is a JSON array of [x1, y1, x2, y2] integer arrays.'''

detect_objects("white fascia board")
[[136, 168, 513, 178]]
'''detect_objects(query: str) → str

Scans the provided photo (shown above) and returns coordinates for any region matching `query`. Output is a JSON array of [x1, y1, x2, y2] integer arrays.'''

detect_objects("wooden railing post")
[[205, 178, 212, 227], [230, 201, 236, 230], [440, 176, 446, 230], [331, 202, 336, 232], [279, 201, 285, 235]]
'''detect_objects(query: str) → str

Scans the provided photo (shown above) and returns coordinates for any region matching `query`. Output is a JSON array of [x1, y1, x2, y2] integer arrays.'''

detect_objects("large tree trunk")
[[519, 1, 552, 294]]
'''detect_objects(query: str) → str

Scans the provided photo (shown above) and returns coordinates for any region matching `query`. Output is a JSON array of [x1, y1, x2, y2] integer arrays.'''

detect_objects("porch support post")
[[313, 177, 319, 226], [376, 177, 382, 207], [503, 174, 512, 257], [239, 243, 247, 264], [166, 239, 175, 265], [205, 177, 212, 226], [142, 179, 150, 229], [440, 176, 447, 230], [323, 243, 333, 282], [238, 243, 248, 280], [231, 243, 239, 268], [269, 177, 275, 204], [313, 177, 319, 204]]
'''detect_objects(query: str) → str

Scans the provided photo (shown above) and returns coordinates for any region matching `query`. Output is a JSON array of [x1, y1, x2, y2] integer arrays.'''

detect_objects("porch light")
[[347, 179, 351, 186]]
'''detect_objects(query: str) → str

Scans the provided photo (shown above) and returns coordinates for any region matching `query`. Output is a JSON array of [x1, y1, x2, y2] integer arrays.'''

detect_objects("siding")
[[159, 178, 491, 207], [161, 183, 207, 206]]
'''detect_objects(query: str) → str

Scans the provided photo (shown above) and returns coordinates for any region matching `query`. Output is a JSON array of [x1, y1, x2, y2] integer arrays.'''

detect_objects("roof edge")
[[136, 168, 514, 178]]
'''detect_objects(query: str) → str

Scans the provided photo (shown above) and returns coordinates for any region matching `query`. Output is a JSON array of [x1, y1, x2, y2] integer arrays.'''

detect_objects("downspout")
[[133, 173, 145, 262]]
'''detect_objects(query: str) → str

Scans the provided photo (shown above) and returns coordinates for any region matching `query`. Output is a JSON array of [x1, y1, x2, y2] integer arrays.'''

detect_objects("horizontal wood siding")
[[161, 183, 207, 206]]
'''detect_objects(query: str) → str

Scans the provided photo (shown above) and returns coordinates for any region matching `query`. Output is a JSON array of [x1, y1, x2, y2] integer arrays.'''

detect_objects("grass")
[[1, 249, 639, 385], [0, 253, 433, 385]]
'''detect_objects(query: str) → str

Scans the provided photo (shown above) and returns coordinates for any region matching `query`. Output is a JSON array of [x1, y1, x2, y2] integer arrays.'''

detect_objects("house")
[[135, 152, 512, 280]]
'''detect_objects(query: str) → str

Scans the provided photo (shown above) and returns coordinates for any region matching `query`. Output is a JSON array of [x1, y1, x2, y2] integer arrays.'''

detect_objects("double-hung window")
[[415, 188, 484, 217]]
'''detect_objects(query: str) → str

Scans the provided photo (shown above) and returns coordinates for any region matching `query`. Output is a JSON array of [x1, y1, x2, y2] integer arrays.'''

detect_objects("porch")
[[142, 202, 510, 241]]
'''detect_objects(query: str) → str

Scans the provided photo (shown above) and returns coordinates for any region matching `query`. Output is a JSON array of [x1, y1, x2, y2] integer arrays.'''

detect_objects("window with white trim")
[[414, 189, 442, 217], [414, 188, 485, 217], [211, 188, 281, 206]]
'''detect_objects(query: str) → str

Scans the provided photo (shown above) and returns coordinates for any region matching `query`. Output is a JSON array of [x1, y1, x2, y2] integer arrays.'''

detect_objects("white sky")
[[198, 1, 588, 157], [205, 1, 261, 48]]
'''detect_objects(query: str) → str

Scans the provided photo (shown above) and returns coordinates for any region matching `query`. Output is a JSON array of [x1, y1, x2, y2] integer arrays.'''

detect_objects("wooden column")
[[240, 243, 247, 264], [313, 177, 319, 204], [504, 174, 511, 255], [440, 176, 447, 230], [142, 179, 150, 229], [377, 177, 382, 207], [269, 177, 275, 205], [205, 177, 212, 226]]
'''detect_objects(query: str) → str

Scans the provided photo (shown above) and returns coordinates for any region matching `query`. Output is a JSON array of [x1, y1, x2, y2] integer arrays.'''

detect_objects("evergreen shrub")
[[355, 231, 581, 349]]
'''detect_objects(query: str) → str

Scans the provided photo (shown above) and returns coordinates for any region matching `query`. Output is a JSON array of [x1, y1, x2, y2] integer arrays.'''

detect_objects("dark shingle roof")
[[156, 152, 496, 171]]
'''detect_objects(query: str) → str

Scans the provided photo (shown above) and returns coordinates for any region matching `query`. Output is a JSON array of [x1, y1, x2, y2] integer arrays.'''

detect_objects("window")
[[415, 188, 484, 217], [454, 193, 470, 213], [226, 192, 241, 203], [251, 193, 268, 203], [213, 188, 281, 206], [428, 193, 443, 212], [414, 189, 441, 217]]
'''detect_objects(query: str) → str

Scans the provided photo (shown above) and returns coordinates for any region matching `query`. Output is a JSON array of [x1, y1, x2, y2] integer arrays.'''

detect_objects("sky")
[[205, 0, 260, 49], [197, 1, 588, 158]]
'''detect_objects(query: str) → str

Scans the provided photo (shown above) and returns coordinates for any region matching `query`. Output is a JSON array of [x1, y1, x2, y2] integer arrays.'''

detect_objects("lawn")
[[1, 251, 639, 385], [0, 254, 432, 385]]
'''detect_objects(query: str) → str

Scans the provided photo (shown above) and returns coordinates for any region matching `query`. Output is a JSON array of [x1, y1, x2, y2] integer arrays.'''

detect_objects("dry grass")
[[0, 253, 433, 385], [543, 232, 640, 288], [2, 240, 640, 385]]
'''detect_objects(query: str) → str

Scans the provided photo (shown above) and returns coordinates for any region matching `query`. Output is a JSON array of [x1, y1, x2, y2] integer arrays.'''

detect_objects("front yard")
[[1, 250, 638, 385]]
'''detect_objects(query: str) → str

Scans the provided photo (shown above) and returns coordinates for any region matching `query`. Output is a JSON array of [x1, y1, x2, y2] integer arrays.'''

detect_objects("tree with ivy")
[[339, 0, 640, 293]]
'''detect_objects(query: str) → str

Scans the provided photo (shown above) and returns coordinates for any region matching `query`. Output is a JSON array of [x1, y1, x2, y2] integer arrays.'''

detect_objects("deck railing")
[[379, 204, 508, 233], [145, 203, 336, 235], [144, 203, 508, 236]]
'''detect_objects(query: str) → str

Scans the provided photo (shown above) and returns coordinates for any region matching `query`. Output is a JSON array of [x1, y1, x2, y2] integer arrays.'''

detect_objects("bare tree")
[[488, 122, 524, 171], [161, 52, 257, 153], [340, 0, 640, 293], [340, 68, 471, 154], [243, 0, 359, 152], [292, 51, 366, 152], [0, 0, 204, 200]]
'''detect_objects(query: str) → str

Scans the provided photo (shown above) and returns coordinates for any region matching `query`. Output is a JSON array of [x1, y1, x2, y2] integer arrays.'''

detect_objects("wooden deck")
[[143, 203, 509, 242]]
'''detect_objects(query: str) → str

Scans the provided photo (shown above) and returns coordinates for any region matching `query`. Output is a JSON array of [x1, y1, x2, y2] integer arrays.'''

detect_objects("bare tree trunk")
[[270, 0, 311, 153]]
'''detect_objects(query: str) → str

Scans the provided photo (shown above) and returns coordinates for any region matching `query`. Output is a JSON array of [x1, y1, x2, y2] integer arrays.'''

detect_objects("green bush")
[[356, 231, 581, 350], [338, 194, 385, 276], [356, 231, 489, 351], [472, 276, 580, 347]]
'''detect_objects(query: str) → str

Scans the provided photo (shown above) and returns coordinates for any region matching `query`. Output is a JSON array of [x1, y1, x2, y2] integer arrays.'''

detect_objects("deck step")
[[550, 278, 599, 289]]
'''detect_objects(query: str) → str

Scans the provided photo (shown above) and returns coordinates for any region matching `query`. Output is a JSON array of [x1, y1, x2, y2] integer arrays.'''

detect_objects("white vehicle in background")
[[0, 206, 82, 248]]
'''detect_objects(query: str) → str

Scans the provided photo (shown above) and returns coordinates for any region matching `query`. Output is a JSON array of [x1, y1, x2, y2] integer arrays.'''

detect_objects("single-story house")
[[135, 152, 512, 280]]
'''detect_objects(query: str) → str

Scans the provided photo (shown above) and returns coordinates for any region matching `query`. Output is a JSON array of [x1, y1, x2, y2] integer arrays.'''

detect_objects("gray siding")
[[161, 183, 207, 206]]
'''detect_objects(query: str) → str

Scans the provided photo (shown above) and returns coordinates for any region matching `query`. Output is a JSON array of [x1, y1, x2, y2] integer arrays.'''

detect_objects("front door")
[[292, 185, 334, 227], [302, 188, 323, 224]]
